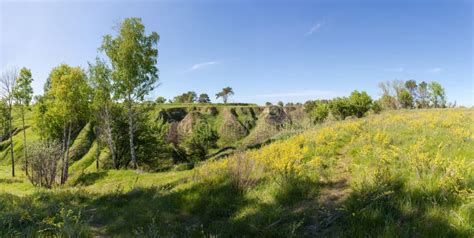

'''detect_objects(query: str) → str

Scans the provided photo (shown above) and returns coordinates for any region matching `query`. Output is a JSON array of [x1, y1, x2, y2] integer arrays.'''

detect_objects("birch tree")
[[13, 67, 33, 175], [47, 64, 90, 184], [101, 17, 159, 169], [1, 69, 17, 177], [88, 58, 118, 169]]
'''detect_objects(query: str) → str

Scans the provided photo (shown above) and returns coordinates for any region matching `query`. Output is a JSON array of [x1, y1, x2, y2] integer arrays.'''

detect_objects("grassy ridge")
[[0, 109, 473, 236]]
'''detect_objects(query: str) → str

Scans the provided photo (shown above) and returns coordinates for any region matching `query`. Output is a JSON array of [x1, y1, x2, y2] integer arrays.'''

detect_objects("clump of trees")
[[305, 90, 374, 123], [378, 79, 446, 109]]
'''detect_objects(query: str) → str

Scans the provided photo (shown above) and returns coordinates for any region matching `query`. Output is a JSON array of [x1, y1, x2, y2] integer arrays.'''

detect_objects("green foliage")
[[101, 17, 159, 102], [429, 81, 446, 108], [36, 64, 91, 140], [183, 120, 219, 161], [329, 97, 352, 120], [398, 89, 414, 109], [198, 93, 211, 103], [310, 100, 329, 123], [155, 96, 166, 104], [173, 91, 197, 103], [417, 81, 430, 108], [13, 67, 33, 107], [348, 90, 373, 118], [371, 100, 383, 114], [216, 87, 234, 104]]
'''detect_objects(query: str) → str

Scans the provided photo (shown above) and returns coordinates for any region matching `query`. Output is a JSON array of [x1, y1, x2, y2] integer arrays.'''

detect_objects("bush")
[[348, 90, 373, 118], [329, 97, 352, 120], [310, 101, 329, 123], [227, 152, 260, 191], [183, 120, 219, 161], [26, 141, 62, 188], [371, 100, 383, 114]]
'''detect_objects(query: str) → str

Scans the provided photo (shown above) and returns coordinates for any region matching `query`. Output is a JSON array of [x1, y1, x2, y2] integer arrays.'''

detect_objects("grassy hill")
[[0, 109, 473, 237]]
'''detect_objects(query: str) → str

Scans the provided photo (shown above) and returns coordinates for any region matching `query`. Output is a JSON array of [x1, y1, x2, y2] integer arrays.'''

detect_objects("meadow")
[[1, 109, 472, 237]]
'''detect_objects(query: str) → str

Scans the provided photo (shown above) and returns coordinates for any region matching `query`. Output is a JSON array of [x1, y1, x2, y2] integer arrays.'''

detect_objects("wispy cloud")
[[187, 61, 219, 72], [254, 90, 338, 98], [383, 67, 404, 72], [427, 67, 443, 74], [305, 22, 324, 36]]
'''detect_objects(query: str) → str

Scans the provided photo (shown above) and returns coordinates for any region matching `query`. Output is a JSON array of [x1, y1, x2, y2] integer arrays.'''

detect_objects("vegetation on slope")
[[0, 109, 472, 237]]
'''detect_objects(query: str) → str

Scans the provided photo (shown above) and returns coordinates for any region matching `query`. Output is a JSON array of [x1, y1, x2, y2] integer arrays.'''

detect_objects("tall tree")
[[101, 17, 160, 169], [216, 87, 234, 104], [13, 67, 34, 175], [429, 81, 446, 108], [404, 80, 417, 99], [47, 64, 90, 184], [88, 58, 118, 169], [1, 69, 17, 177], [417, 81, 429, 108]]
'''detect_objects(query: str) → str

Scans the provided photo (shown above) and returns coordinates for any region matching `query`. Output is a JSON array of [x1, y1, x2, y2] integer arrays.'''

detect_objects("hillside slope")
[[0, 109, 472, 237]]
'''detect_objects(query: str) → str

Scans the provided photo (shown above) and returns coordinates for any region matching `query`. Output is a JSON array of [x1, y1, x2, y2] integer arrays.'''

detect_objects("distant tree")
[[13, 67, 34, 175], [404, 80, 417, 99], [329, 97, 352, 120], [378, 81, 397, 109], [416, 81, 430, 108], [265, 102, 272, 106], [398, 89, 414, 109], [216, 87, 234, 104], [155, 96, 166, 104], [348, 90, 373, 118], [101, 17, 160, 169], [198, 93, 211, 103], [429, 81, 446, 108], [0, 69, 17, 177], [173, 91, 197, 103], [88, 58, 118, 169], [277, 101, 284, 107]]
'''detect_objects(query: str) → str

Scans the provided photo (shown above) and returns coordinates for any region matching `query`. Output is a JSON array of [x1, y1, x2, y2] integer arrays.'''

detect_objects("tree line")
[[157, 87, 235, 104]]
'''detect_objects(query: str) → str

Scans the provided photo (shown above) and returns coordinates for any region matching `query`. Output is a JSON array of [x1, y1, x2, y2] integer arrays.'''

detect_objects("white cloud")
[[427, 67, 443, 74], [187, 61, 219, 72], [305, 22, 324, 36], [254, 90, 338, 98]]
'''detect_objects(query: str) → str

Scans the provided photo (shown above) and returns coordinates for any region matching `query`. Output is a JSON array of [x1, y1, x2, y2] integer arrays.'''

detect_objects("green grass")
[[1, 109, 473, 237]]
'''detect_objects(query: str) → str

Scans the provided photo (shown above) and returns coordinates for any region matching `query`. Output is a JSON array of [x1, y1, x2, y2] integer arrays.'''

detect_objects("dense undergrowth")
[[0, 109, 473, 237]]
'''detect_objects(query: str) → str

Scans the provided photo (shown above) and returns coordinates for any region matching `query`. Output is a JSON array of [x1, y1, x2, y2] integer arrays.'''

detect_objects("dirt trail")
[[306, 146, 353, 235]]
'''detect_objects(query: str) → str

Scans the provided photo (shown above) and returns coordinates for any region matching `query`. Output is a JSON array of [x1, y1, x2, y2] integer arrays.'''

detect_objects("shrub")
[[371, 100, 383, 114], [183, 120, 219, 161], [348, 90, 373, 118], [26, 141, 62, 188], [309, 100, 329, 123], [227, 152, 260, 191], [329, 97, 352, 120]]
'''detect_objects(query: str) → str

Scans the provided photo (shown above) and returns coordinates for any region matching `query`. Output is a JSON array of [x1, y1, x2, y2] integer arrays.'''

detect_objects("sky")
[[1, 0, 473, 106]]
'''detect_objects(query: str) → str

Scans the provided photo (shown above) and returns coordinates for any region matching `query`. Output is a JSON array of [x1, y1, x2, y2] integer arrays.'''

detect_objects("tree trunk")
[[8, 105, 14, 177], [104, 105, 117, 169], [61, 123, 71, 184], [21, 106, 28, 176], [126, 98, 137, 169], [60, 124, 67, 183], [95, 127, 100, 170]]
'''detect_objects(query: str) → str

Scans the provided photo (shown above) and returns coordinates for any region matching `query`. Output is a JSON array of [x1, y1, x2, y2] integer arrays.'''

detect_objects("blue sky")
[[1, 0, 472, 105]]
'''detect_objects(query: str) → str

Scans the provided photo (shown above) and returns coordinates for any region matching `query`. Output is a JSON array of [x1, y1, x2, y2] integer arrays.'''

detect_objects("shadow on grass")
[[324, 176, 471, 237], [73, 171, 109, 186], [1, 171, 469, 237], [0, 178, 23, 184]]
